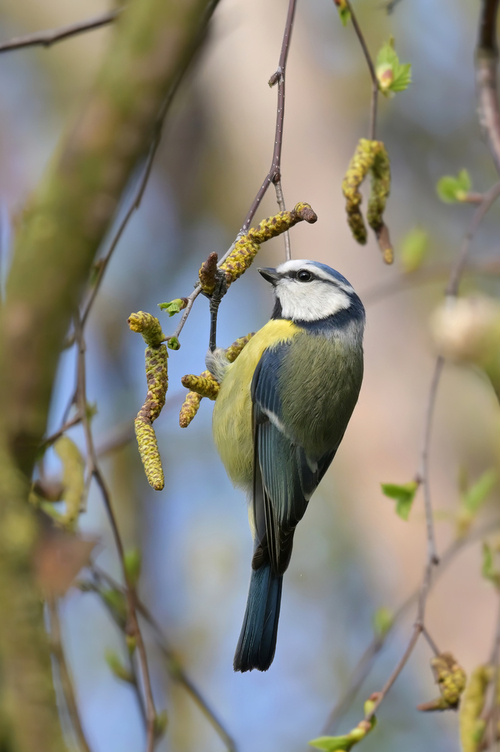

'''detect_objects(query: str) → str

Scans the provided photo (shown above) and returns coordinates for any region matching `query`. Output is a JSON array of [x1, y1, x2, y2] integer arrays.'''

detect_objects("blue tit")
[[206, 259, 365, 672]]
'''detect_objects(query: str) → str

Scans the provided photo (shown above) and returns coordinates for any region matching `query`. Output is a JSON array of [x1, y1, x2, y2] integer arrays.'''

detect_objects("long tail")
[[233, 563, 283, 672]]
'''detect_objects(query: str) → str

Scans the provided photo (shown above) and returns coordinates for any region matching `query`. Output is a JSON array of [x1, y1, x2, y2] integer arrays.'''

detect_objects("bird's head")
[[258, 259, 364, 325]]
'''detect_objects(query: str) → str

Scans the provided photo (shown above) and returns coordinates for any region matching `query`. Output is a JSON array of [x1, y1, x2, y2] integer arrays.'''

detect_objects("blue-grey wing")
[[250, 343, 336, 576]]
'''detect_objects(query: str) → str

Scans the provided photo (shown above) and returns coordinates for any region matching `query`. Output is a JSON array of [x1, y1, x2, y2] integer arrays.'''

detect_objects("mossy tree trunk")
[[0, 1, 218, 749]]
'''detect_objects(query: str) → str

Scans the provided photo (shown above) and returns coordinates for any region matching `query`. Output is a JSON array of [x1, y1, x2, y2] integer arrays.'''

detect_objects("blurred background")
[[0, 0, 499, 750]]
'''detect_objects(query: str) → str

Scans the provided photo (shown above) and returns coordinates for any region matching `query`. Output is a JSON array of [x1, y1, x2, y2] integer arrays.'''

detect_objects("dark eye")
[[297, 269, 312, 282]]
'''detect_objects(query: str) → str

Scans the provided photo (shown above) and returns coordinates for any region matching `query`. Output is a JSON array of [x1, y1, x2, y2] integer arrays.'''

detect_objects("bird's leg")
[[208, 270, 227, 353]]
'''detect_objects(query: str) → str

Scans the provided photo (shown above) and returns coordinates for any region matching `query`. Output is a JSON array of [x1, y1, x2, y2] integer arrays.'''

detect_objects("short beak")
[[258, 267, 279, 285]]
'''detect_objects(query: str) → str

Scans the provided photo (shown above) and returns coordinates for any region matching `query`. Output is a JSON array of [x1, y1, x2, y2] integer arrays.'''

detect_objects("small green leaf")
[[154, 710, 168, 739], [124, 547, 142, 587], [400, 227, 429, 273], [381, 481, 418, 521], [105, 649, 134, 684], [376, 37, 412, 97], [482, 542, 500, 588], [101, 588, 127, 627], [463, 470, 497, 514], [309, 735, 354, 752], [158, 298, 187, 317], [167, 336, 180, 351], [338, 6, 351, 25], [436, 169, 471, 203], [372, 607, 393, 638]]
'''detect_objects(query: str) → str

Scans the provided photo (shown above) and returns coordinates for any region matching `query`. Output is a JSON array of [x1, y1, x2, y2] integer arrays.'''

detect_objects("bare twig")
[[415, 357, 443, 567], [323, 518, 500, 733], [91, 565, 237, 752], [74, 317, 157, 752], [241, 0, 297, 235], [362, 257, 500, 307], [476, 0, 500, 174], [446, 180, 500, 296], [0, 10, 120, 54], [343, 0, 378, 140], [48, 599, 93, 752], [41, 413, 82, 449]]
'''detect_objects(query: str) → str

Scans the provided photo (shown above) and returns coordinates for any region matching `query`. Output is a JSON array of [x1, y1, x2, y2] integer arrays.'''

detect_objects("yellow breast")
[[212, 319, 298, 490]]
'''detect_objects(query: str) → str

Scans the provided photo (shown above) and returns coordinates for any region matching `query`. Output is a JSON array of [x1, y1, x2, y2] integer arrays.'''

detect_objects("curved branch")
[[476, 0, 500, 173]]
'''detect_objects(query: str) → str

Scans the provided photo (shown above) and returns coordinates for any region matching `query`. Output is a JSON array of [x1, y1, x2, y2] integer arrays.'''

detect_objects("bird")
[[206, 259, 365, 672]]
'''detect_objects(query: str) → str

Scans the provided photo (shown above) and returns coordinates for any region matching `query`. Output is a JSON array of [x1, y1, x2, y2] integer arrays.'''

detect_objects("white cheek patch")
[[277, 280, 351, 322]]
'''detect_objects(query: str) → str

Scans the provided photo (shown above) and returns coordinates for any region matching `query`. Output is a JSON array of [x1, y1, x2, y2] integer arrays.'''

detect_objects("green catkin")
[[129, 312, 168, 491]]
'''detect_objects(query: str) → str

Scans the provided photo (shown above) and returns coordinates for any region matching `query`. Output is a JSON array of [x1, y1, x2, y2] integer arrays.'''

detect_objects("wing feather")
[[251, 343, 336, 576]]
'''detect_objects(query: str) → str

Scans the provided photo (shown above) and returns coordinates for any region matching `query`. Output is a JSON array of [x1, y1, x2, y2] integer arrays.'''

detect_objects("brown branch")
[[322, 518, 500, 733], [91, 565, 237, 752], [343, 0, 378, 140], [0, 9, 121, 54], [476, 0, 500, 174], [74, 318, 157, 752], [361, 258, 500, 307], [48, 598, 93, 752], [241, 0, 297, 234]]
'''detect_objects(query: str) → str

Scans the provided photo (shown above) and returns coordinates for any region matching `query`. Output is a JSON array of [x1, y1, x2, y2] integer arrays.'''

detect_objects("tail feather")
[[233, 564, 283, 672]]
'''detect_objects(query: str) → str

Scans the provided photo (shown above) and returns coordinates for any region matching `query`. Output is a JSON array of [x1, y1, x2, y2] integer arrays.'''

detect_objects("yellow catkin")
[[54, 436, 86, 529], [459, 665, 491, 752], [129, 312, 169, 491], [128, 311, 165, 347], [342, 139, 392, 263], [225, 332, 255, 362], [179, 391, 203, 428], [134, 420, 164, 491], [220, 203, 317, 287], [179, 334, 256, 428], [419, 652, 467, 711], [181, 370, 220, 400]]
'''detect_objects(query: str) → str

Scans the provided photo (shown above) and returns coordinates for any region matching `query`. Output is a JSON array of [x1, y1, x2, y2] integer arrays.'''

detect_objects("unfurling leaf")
[[376, 37, 411, 97], [124, 547, 142, 587], [372, 606, 393, 638], [400, 227, 429, 273], [482, 542, 500, 588], [436, 169, 471, 203], [335, 0, 351, 26], [457, 469, 497, 536], [381, 481, 418, 520], [158, 298, 188, 317], [309, 696, 377, 751], [105, 649, 134, 684]]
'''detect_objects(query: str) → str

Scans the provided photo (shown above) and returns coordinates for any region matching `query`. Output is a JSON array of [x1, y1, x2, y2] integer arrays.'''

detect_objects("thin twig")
[[0, 9, 121, 54], [41, 413, 82, 449], [241, 0, 297, 234], [48, 598, 93, 752], [361, 258, 500, 307], [343, 0, 378, 140], [476, 0, 500, 174], [415, 357, 443, 567], [74, 316, 157, 752], [322, 518, 500, 733], [274, 180, 291, 261], [91, 565, 237, 752], [446, 180, 500, 296]]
